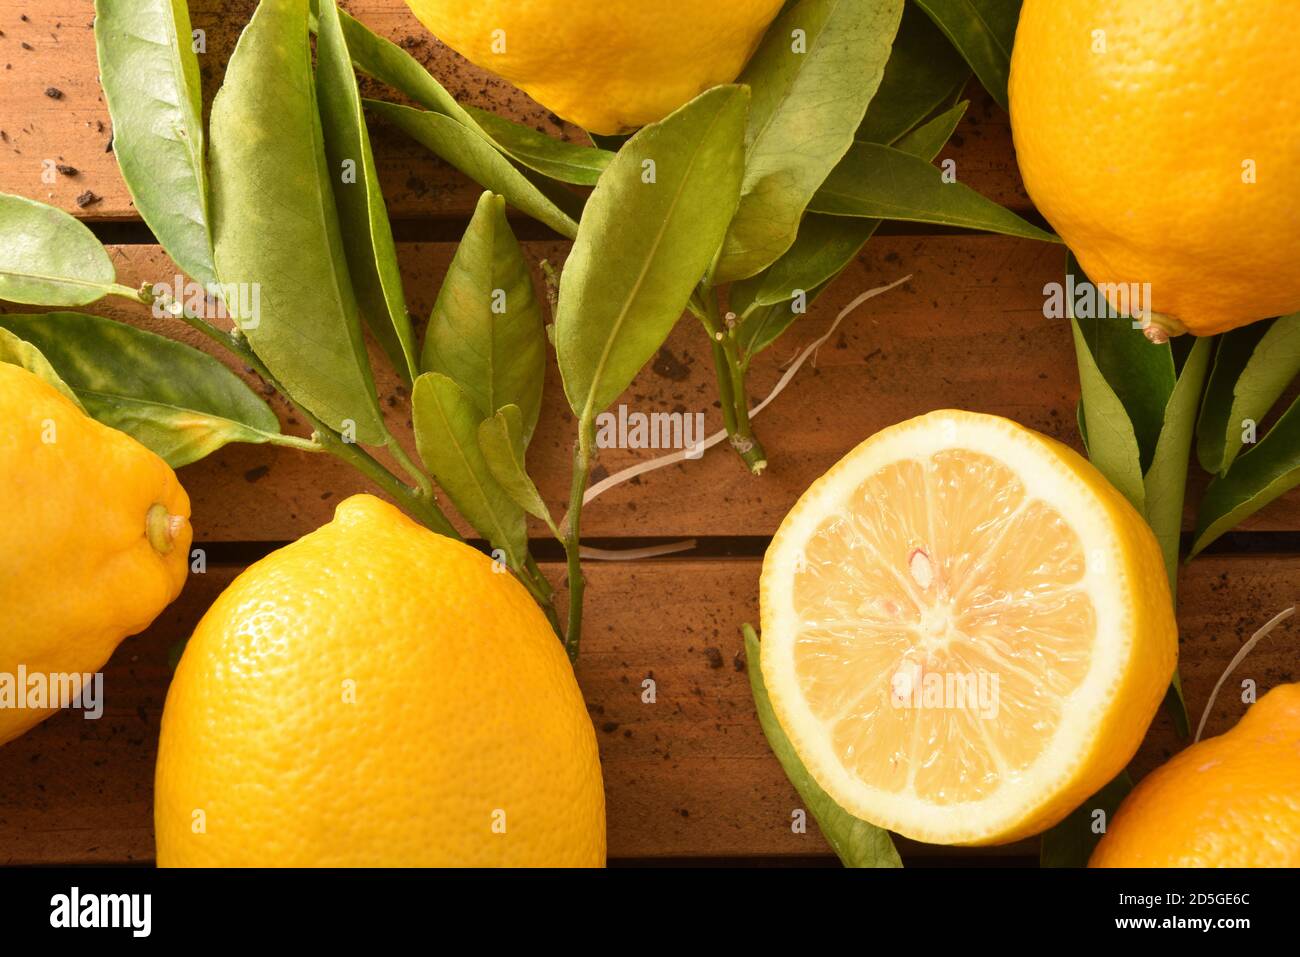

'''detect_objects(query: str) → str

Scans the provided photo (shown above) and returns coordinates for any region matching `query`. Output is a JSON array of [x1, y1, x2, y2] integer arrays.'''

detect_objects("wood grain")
[[8, 237, 1296, 544], [0, 555, 1293, 865], [0, 0, 1029, 223]]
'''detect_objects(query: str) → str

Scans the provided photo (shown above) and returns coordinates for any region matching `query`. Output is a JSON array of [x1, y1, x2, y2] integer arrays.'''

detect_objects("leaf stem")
[[562, 417, 595, 661], [701, 284, 767, 474], [385, 433, 433, 497]]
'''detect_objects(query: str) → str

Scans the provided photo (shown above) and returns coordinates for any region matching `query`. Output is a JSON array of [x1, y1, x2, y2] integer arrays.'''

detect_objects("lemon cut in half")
[[759, 411, 1177, 846]]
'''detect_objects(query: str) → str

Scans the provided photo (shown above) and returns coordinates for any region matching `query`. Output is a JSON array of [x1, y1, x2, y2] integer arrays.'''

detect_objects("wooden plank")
[[9, 236, 1298, 542], [0, 0, 1028, 222], [0, 554, 1294, 865]]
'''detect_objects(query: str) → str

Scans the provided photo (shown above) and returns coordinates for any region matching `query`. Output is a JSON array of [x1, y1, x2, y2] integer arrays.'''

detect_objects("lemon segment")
[[760, 410, 1176, 845]]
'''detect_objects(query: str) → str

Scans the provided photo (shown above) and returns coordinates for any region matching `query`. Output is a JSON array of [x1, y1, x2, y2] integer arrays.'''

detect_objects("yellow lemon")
[[760, 410, 1176, 845], [1091, 683, 1300, 867], [155, 494, 604, 867], [402, 0, 784, 134], [0, 363, 190, 746], [1009, 0, 1300, 337]]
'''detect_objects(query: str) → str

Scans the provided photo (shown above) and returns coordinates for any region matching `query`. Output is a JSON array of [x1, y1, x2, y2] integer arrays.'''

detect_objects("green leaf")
[[736, 279, 834, 357], [0, 311, 284, 467], [421, 192, 547, 442], [891, 98, 969, 159], [731, 102, 968, 353], [466, 108, 613, 186], [857, 3, 971, 145], [1070, 318, 1145, 512], [1143, 337, 1211, 594], [321, 3, 474, 124], [808, 140, 1058, 242], [1197, 313, 1300, 475], [209, 0, 385, 444], [1191, 394, 1300, 558], [913, 0, 1021, 111], [365, 100, 579, 239], [477, 405, 554, 527], [324, 5, 599, 187], [94, 0, 216, 288], [715, 0, 905, 284], [1039, 772, 1132, 867], [1066, 254, 1178, 473], [0, 327, 85, 410], [1066, 256, 1191, 737], [315, 0, 418, 384], [557, 86, 749, 420], [412, 372, 526, 566], [0, 192, 118, 306], [733, 102, 969, 318], [744, 626, 902, 868]]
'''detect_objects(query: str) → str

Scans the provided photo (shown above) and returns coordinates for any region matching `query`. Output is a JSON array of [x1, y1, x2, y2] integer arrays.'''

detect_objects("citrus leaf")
[[421, 192, 547, 442], [365, 100, 579, 239], [731, 102, 968, 352], [1067, 255, 1190, 735], [857, 3, 971, 145], [912, 0, 1020, 110], [1069, 267, 1175, 472], [323, 4, 473, 123], [412, 372, 526, 567], [1196, 313, 1300, 475], [714, 0, 904, 284], [557, 86, 748, 420], [477, 405, 554, 526], [736, 279, 834, 358], [315, 0, 418, 384], [1191, 394, 1300, 558], [1143, 337, 1211, 592], [0, 327, 85, 410], [94, 0, 216, 288], [466, 107, 613, 186], [744, 625, 902, 868], [0, 192, 118, 306], [891, 97, 968, 158], [808, 140, 1058, 242], [209, 0, 385, 444], [1070, 317, 1145, 513], [320, 5, 604, 188], [0, 311, 283, 467], [1039, 772, 1132, 868]]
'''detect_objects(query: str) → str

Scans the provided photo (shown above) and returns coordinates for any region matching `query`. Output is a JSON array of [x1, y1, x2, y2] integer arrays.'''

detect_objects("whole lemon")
[[1009, 1, 1300, 338], [155, 494, 605, 867], [1091, 683, 1300, 867], [402, 0, 784, 134], [0, 363, 190, 746]]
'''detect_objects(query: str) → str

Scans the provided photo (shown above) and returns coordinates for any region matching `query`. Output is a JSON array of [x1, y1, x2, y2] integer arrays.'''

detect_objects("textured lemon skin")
[[1092, 683, 1300, 867], [0, 364, 191, 746], [760, 411, 1177, 845], [1009, 1, 1300, 335], [403, 0, 784, 134], [155, 494, 605, 867]]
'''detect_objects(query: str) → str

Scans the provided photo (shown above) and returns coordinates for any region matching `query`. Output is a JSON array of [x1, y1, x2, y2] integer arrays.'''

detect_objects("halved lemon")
[[759, 410, 1177, 845]]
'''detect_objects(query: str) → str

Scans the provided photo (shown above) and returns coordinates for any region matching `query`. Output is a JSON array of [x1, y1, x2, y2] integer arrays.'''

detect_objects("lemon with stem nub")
[[0, 363, 191, 746], [1010, 0, 1300, 338]]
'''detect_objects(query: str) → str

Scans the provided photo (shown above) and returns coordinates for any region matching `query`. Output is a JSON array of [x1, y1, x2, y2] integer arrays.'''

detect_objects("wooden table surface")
[[1, 0, 1295, 867]]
